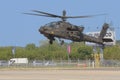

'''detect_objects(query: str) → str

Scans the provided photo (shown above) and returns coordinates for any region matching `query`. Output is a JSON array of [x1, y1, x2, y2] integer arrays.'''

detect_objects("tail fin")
[[99, 23, 109, 40]]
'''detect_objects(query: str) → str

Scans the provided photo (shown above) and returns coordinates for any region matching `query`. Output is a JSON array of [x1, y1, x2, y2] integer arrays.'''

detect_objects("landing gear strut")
[[59, 38, 64, 45], [49, 40, 53, 44], [60, 40, 64, 45]]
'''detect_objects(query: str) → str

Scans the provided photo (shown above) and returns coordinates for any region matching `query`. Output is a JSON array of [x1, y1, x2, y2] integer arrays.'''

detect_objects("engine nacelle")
[[67, 25, 84, 32]]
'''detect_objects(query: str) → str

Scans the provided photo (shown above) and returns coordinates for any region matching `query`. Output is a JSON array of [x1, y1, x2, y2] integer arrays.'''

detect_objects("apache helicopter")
[[24, 10, 109, 45]]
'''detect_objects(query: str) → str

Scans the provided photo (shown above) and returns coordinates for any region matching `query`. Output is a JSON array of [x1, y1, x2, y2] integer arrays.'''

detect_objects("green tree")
[[104, 45, 120, 60], [25, 43, 36, 50], [77, 45, 93, 60], [0, 47, 13, 60]]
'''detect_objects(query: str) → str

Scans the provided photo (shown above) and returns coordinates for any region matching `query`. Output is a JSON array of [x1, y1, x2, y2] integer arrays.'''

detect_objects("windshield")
[[45, 22, 57, 28]]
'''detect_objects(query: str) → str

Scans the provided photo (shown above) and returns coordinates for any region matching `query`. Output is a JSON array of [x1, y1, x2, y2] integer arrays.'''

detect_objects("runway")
[[0, 69, 120, 80]]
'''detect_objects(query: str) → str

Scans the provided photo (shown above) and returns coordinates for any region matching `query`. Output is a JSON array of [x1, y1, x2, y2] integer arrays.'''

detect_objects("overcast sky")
[[0, 0, 120, 47]]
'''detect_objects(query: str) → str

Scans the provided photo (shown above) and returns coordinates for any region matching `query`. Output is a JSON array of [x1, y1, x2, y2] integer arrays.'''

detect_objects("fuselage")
[[39, 21, 109, 45]]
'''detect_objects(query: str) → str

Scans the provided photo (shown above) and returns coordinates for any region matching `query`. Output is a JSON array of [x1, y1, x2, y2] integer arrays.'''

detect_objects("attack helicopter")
[[24, 10, 109, 45]]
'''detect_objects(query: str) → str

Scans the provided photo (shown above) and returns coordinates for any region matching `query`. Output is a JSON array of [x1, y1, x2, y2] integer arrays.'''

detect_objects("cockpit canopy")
[[45, 22, 57, 27], [44, 21, 72, 27]]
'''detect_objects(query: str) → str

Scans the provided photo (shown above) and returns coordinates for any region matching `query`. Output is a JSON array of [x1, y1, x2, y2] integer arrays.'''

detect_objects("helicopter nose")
[[39, 26, 44, 34]]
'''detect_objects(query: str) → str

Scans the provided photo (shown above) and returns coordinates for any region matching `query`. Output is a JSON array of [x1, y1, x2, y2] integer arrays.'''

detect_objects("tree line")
[[0, 40, 120, 60]]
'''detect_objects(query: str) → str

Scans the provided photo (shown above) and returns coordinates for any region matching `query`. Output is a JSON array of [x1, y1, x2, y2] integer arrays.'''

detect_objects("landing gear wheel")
[[60, 40, 64, 45], [49, 40, 53, 44]]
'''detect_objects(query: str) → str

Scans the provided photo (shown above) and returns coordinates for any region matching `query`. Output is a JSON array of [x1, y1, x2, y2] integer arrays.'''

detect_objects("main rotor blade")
[[24, 10, 107, 21], [32, 10, 61, 18], [64, 14, 107, 18], [23, 13, 52, 17]]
